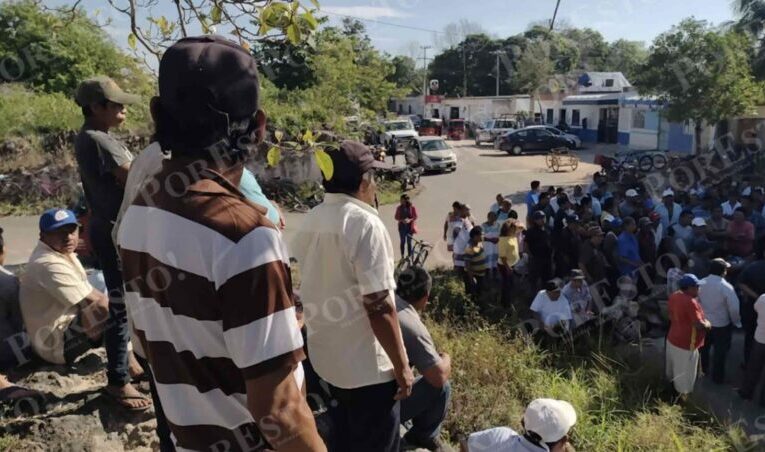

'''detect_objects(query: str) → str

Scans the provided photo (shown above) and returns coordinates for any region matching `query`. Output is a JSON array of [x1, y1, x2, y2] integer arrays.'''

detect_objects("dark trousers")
[[499, 265, 514, 307], [135, 356, 175, 452], [528, 256, 552, 291], [400, 378, 451, 443], [328, 380, 400, 452], [399, 228, 413, 257], [700, 324, 732, 384], [89, 216, 130, 387], [742, 298, 757, 365], [740, 341, 765, 406]]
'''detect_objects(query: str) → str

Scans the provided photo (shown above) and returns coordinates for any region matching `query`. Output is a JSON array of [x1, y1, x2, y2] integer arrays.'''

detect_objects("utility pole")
[[462, 41, 467, 97], [495, 51, 500, 96], [419, 45, 431, 116], [550, 0, 562, 31]]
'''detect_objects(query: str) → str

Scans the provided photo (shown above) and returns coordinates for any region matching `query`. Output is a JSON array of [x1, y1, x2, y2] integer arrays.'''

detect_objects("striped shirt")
[[464, 243, 489, 276], [118, 161, 304, 451]]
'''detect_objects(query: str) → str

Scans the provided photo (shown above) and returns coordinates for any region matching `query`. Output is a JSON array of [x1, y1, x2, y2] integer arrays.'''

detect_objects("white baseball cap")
[[625, 189, 639, 198], [524, 398, 577, 443], [662, 188, 675, 198], [691, 217, 707, 227], [742, 186, 752, 196]]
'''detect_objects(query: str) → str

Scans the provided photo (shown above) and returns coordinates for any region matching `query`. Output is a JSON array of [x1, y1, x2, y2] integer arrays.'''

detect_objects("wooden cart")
[[545, 147, 579, 172]]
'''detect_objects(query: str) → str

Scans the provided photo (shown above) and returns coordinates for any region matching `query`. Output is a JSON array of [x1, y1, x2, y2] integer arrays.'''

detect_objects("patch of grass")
[[0, 435, 20, 450], [422, 269, 749, 451], [376, 179, 404, 206], [0, 84, 81, 138]]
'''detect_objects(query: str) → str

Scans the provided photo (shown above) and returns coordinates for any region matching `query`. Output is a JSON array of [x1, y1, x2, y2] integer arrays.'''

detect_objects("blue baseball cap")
[[609, 218, 623, 229], [39, 208, 78, 233], [678, 274, 704, 290]]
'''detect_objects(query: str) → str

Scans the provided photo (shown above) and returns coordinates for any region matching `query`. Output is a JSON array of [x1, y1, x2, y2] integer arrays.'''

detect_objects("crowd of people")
[[0, 33, 763, 452], [440, 165, 765, 404]]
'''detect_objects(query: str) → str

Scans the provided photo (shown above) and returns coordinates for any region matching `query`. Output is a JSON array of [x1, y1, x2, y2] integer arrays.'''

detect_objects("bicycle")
[[395, 236, 433, 275]]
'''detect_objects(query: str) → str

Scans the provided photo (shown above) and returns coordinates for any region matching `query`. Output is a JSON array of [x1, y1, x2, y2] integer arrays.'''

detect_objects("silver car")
[[404, 137, 457, 172]]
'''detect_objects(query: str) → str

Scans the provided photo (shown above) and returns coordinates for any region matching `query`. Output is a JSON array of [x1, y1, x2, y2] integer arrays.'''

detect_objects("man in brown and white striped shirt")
[[118, 36, 324, 452]]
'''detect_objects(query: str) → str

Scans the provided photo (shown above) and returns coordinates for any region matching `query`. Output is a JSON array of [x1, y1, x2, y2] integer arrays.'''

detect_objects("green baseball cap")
[[75, 76, 140, 107]]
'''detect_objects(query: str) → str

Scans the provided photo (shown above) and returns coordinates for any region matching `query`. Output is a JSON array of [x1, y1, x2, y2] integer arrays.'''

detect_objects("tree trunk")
[[694, 120, 703, 155]]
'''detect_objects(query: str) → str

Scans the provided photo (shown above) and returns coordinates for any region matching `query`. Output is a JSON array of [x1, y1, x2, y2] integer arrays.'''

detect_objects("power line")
[[321, 11, 447, 35]]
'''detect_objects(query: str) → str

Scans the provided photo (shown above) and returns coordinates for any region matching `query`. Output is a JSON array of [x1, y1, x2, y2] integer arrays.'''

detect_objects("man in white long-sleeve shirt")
[[698, 258, 741, 384]]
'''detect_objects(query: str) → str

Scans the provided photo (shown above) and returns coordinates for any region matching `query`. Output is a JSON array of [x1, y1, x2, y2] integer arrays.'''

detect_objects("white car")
[[475, 118, 518, 146], [404, 137, 457, 173], [381, 119, 418, 147]]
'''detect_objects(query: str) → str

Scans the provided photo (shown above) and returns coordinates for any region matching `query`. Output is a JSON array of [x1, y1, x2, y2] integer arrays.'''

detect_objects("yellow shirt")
[[20, 241, 93, 364], [498, 236, 520, 267]]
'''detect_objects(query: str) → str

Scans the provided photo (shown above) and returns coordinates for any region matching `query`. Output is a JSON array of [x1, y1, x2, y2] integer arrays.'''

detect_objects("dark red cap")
[[158, 36, 260, 150]]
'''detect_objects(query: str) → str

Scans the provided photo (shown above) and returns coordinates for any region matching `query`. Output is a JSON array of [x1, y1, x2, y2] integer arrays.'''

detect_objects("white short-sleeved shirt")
[[468, 427, 548, 451], [292, 193, 399, 389], [755, 295, 765, 345], [20, 241, 94, 364], [530, 290, 573, 327]]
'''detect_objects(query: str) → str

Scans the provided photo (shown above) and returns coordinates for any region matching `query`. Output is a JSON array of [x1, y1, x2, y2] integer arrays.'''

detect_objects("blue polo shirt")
[[617, 231, 641, 276]]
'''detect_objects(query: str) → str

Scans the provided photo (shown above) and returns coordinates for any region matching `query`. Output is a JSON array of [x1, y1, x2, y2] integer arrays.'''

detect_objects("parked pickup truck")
[[474, 118, 518, 146]]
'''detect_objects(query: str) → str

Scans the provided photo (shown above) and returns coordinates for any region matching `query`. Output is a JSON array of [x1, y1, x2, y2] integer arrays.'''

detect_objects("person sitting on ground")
[[0, 228, 46, 409], [463, 398, 577, 452], [727, 207, 755, 258], [497, 199, 518, 222], [19, 209, 151, 410], [666, 274, 711, 398], [562, 269, 596, 328], [395, 267, 452, 451], [463, 226, 488, 298], [530, 279, 573, 337]]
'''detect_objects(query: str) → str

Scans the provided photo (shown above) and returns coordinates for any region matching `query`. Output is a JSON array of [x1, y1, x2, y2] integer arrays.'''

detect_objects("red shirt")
[[668, 291, 706, 350]]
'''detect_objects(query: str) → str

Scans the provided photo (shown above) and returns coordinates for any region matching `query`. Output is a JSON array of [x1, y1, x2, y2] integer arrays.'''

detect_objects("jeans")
[[399, 227, 413, 257], [135, 356, 175, 452], [742, 297, 757, 365], [89, 216, 130, 387], [400, 377, 451, 443], [528, 256, 552, 291], [740, 341, 765, 405], [699, 324, 732, 384], [328, 380, 400, 452]]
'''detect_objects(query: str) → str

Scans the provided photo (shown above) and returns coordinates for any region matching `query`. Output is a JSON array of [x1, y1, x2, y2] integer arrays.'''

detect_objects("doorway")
[[598, 107, 619, 143]]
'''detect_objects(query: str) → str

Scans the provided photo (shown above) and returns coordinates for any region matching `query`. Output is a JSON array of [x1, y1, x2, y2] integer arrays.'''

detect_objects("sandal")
[[101, 388, 153, 412]]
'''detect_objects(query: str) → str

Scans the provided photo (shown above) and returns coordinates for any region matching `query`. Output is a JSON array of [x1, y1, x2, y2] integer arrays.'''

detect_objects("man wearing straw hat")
[[666, 274, 711, 398]]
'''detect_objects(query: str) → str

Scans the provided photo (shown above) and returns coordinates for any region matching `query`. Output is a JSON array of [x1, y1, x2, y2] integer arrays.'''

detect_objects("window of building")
[[546, 109, 554, 124], [632, 110, 646, 129], [572, 109, 581, 126], [604, 79, 614, 87]]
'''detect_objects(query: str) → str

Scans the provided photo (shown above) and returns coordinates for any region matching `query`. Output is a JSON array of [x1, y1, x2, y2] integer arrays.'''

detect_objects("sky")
[[52, 0, 736, 64]]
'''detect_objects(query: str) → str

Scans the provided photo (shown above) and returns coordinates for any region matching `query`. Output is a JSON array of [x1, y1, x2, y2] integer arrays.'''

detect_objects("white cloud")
[[321, 5, 411, 20]]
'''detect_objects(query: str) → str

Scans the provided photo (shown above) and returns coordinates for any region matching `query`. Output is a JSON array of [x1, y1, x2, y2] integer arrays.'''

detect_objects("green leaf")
[[315, 149, 334, 180], [127, 33, 137, 50], [302, 129, 314, 143], [301, 11, 318, 30], [309, 0, 320, 9], [287, 23, 301, 44], [267, 146, 281, 167], [274, 130, 284, 143], [211, 4, 222, 24]]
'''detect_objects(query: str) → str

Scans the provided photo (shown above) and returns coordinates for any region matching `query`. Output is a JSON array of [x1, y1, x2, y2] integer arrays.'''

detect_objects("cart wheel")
[[571, 160, 579, 171], [551, 159, 560, 172], [545, 154, 552, 167]]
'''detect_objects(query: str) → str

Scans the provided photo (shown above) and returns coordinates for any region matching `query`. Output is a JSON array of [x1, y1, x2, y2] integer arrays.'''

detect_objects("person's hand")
[[393, 365, 414, 400]]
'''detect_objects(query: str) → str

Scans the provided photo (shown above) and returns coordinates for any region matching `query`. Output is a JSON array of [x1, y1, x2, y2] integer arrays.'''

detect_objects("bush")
[[0, 84, 79, 137], [423, 270, 748, 450]]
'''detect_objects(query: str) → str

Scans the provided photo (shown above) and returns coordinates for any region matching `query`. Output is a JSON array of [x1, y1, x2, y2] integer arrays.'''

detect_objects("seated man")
[[396, 267, 452, 451], [463, 398, 577, 452], [20, 209, 151, 410], [561, 269, 596, 328], [0, 227, 45, 409], [530, 279, 573, 337]]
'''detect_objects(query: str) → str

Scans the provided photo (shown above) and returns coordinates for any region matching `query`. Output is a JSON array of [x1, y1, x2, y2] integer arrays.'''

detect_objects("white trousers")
[[665, 341, 699, 395]]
